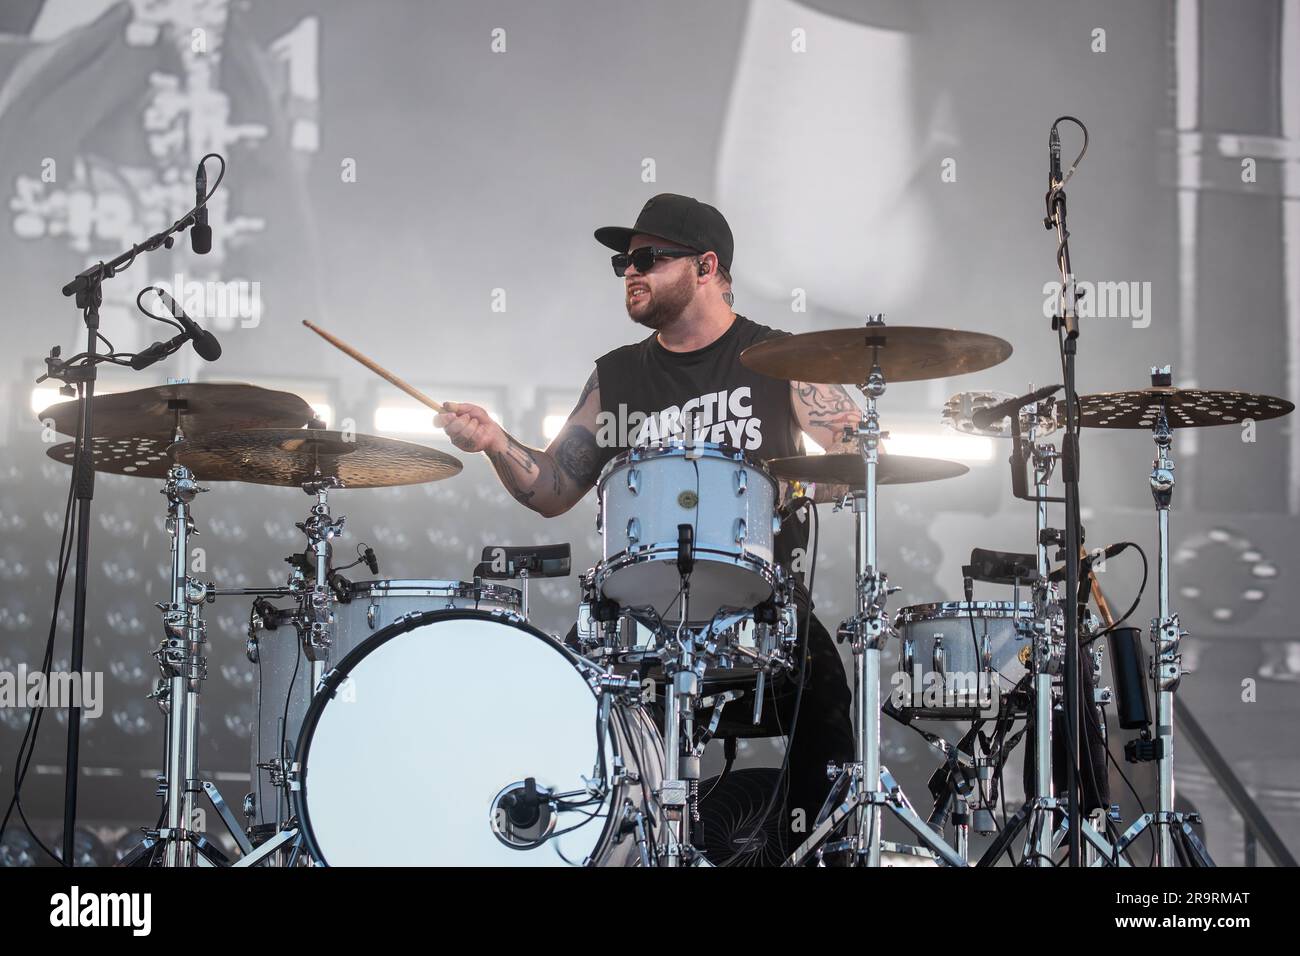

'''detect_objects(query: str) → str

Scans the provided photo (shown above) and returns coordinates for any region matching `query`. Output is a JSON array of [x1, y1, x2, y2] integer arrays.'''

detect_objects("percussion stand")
[[825, 341, 966, 867], [146, 458, 211, 867], [299, 476, 345, 699], [1023, 412, 1063, 864], [660, 566, 700, 868], [1112, 395, 1213, 866], [978, 402, 1124, 865]]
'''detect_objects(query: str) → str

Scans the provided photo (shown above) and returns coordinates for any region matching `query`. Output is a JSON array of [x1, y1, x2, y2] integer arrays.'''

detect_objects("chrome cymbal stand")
[[1024, 406, 1064, 863], [148, 462, 209, 867], [811, 318, 966, 867], [1113, 387, 1213, 866], [298, 476, 345, 694], [978, 399, 1125, 866], [659, 576, 695, 868]]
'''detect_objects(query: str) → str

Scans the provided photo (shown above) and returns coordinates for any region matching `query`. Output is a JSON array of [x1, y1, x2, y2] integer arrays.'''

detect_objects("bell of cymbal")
[[740, 324, 1013, 385]]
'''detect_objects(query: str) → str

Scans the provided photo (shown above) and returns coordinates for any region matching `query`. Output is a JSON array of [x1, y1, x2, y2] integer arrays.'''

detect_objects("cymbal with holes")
[[739, 325, 1013, 385], [1076, 387, 1294, 429], [37, 382, 317, 440], [46, 436, 186, 479]]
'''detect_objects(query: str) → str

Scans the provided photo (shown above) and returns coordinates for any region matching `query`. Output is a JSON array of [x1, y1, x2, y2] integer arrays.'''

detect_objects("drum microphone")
[[971, 384, 1062, 431], [491, 778, 554, 849], [676, 523, 695, 578], [192, 159, 212, 255], [131, 287, 222, 370]]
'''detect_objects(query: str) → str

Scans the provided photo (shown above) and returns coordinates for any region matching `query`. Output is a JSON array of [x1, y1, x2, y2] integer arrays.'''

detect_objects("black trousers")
[[567, 609, 855, 848], [643, 610, 855, 846]]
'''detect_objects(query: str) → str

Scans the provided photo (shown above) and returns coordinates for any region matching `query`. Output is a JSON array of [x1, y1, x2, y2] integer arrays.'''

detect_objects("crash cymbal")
[[1077, 387, 1294, 429], [175, 428, 462, 487], [765, 453, 969, 487], [46, 436, 184, 479], [739, 325, 1012, 385], [37, 382, 317, 440]]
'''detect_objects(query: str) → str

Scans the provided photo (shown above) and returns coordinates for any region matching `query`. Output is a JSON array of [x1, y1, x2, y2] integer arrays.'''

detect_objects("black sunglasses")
[[611, 246, 698, 277]]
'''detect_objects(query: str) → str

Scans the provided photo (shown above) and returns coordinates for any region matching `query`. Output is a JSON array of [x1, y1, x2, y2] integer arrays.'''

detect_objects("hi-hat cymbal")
[[740, 325, 1013, 385], [178, 428, 462, 487], [37, 382, 317, 440], [765, 453, 969, 488], [1077, 387, 1294, 429]]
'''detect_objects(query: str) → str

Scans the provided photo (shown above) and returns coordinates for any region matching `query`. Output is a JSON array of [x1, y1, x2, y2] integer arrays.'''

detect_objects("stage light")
[[543, 414, 567, 441], [882, 430, 994, 462], [374, 383, 506, 439]]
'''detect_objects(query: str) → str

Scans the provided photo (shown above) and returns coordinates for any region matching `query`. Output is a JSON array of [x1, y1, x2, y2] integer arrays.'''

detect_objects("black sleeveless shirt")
[[593, 314, 810, 585]]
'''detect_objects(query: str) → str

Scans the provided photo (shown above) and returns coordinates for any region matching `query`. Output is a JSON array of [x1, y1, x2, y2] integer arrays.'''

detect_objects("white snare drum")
[[293, 609, 664, 866], [892, 601, 1033, 718], [595, 443, 781, 621], [248, 579, 522, 830]]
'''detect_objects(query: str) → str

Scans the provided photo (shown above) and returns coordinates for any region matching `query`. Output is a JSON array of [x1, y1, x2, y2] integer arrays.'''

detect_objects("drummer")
[[435, 193, 854, 842]]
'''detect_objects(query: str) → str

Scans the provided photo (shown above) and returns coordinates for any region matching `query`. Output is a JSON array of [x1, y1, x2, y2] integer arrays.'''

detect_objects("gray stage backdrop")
[[0, 0, 1296, 865]]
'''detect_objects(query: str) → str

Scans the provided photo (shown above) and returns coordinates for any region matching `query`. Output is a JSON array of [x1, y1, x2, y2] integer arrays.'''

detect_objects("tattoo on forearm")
[[489, 450, 536, 505], [489, 435, 540, 506], [501, 435, 539, 473], [554, 425, 601, 487], [795, 382, 856, 427]]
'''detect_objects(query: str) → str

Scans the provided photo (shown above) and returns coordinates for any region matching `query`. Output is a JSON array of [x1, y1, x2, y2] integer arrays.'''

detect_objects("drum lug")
[[931, 636, 946, 679], [733, 517, 747, 545], [734, 468, 747, 495], [626, 517, 640, 544], [367, 601, 379, 629], [626, 468, 640, 495]]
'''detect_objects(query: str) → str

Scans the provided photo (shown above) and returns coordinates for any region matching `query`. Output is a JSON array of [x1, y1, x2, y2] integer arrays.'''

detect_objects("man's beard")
[[626, 270, 694, 329]]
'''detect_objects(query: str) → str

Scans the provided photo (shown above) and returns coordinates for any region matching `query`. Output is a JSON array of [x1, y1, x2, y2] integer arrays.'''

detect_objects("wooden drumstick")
[[301, 319, 448, 415]]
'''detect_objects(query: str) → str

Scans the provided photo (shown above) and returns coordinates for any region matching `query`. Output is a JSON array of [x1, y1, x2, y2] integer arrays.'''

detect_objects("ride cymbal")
[[740, 325, 1012, 385]]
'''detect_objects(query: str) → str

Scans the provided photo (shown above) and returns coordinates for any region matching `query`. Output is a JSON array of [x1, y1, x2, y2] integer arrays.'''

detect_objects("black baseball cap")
[[594, 193, 734, 273]]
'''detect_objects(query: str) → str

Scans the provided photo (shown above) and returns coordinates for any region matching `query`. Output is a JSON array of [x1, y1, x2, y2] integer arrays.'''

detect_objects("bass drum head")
[[296, 610, 616, 866]]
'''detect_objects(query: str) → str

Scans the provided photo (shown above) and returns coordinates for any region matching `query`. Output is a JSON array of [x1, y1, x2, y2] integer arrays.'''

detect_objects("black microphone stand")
[[1043, 117, 1086, 866], [41, 159, 220, 866]]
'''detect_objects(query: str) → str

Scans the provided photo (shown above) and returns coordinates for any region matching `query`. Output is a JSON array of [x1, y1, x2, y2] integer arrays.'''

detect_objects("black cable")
[[1083, 543, 1149, 644], [1, 380, 85, 865], [718, 498, 817, 866], [278, 631, 303, 806]]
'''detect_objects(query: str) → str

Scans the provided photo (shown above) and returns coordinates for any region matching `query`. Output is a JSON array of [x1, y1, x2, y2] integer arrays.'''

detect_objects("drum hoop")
[[596, 441, 777, 491], [895, 601, 1033, 625], [344, 578, 522, 608], [291, 608, 591, 866]]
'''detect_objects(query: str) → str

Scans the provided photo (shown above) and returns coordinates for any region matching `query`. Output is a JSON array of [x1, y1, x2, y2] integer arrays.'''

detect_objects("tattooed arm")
[[789, 380, 861, 503], [434, 368, 604, 518]]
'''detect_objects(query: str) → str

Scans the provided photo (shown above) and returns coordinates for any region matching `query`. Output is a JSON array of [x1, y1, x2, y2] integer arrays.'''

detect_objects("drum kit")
[[36, 316, 1293, 868]]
